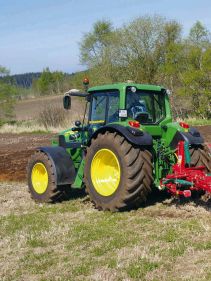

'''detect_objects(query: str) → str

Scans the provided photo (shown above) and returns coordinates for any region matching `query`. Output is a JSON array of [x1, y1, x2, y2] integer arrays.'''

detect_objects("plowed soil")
[[0, 126, 210, 182], [0, 133, 54, 181]]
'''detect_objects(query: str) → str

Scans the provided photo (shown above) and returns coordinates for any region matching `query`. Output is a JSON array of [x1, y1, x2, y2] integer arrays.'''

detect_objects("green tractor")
[[27, 81, 211, 211]]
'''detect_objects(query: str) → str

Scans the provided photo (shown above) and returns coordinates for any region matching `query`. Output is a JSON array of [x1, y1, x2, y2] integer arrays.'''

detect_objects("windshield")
[[89, 90, 119, 124], [126, 88, 165, 124]]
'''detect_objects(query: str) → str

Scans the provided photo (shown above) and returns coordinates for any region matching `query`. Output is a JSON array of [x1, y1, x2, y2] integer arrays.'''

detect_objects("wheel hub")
[[31, 163, 48, 194], [91, 149, 121, 196]]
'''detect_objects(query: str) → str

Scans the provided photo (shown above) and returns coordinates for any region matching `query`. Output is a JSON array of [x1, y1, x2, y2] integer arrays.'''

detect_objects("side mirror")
[[63, 94, 71, 110]]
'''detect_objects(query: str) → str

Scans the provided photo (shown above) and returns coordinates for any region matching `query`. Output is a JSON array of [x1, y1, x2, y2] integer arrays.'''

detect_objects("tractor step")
[[161, 141, 211, 197]]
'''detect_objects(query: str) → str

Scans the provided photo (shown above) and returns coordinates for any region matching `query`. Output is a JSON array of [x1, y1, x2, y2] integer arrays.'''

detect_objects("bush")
[[38, 105, 67, 129]]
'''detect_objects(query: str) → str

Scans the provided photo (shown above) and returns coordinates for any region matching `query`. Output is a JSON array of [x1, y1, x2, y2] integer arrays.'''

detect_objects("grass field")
[[1, 95, 211, 281], [14, 94, 85, 122], [1, 182, 211, 281], [177, 118, 211, 126]]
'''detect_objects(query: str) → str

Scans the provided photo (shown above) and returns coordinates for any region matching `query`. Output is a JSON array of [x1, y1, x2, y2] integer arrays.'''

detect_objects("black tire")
[[190, 144, 211, 173], [27, 150, 68, 202], [84, 132, 153, 211]]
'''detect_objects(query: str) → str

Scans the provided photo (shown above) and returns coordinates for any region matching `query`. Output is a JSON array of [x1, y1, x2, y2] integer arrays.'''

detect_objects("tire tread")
[[84, 132, 153, 211]]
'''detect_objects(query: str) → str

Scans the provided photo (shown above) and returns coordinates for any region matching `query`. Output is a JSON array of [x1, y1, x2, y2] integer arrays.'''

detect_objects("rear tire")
[[190, 144, 211, 173], [27, 150, 68, 202], [84, 132, 153, 211]]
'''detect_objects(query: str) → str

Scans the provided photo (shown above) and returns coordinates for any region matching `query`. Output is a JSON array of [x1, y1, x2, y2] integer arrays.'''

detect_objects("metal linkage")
[[161, 141, 211, 197]]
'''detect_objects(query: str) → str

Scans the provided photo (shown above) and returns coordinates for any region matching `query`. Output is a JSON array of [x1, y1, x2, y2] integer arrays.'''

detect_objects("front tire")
[[84, 132, 153, 211], [27, 151, 66, 202]]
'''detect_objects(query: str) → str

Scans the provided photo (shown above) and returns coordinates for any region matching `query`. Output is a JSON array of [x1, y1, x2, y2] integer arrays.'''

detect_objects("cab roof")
[[88, 83, 165, 93]]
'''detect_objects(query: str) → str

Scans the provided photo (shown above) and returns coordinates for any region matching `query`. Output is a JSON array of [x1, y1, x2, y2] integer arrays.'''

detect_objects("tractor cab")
[[63, 82, 171, 144], [87, 86, 166, 126], [64, 82, 168, 127], [87, 83, 168, 130]]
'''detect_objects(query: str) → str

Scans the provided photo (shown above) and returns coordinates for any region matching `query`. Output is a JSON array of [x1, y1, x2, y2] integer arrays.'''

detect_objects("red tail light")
[[179, 122, 189, 129], [183, 190, 191, 198], [128, 120, 140, 128]]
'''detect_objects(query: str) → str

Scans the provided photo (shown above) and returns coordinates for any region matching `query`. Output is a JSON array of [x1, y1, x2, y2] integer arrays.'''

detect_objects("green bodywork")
[[52, 83, 191, 189]]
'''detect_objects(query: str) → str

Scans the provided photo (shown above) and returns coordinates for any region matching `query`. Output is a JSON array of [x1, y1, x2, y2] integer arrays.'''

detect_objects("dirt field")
[[196, 126, 211, 143], [0, 126, 210, 182], [0, 133, 54, 181]]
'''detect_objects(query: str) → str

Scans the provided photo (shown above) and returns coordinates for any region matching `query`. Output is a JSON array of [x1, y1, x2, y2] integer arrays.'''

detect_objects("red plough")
[[161, 141, 211, 197]]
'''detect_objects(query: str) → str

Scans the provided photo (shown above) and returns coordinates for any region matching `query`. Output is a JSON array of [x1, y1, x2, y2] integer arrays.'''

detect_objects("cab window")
[[126, 88, 165, 124], [89, 90, 119, 124]]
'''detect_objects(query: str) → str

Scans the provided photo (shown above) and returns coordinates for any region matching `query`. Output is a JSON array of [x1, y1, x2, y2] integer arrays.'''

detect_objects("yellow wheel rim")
[[31, 163, 48, 194], [91, 149, 121, 196]]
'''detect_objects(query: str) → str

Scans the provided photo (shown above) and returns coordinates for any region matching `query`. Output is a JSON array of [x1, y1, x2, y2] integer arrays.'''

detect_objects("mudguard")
[[170, 127, 204, 149], [88, 124, 153, 146], [39, 146, 76, 185]]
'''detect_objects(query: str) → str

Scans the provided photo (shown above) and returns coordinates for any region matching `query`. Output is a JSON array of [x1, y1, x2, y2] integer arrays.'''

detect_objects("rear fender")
[[170, 127, 204, 149], [38, 146, 76, 185], [88, 124, 153, 146]]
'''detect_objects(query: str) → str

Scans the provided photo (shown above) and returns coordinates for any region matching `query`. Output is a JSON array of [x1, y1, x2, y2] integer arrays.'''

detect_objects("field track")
[[0, 126, 210, 182]]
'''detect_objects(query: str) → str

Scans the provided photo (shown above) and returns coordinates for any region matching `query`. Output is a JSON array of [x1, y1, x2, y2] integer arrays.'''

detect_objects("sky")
[[0, 0, 211, 75]]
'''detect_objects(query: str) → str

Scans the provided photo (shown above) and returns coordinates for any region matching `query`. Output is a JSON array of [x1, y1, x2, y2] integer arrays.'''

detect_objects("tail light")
[[179, 122, 189, 129], [183, 190, 191, 198], [128, 120, 140, 128]]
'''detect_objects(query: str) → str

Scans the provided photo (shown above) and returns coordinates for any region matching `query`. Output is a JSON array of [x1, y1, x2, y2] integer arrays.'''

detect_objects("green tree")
[[80, 20, 113, 67], [35, 68, 54, 95], [179, 46, 211, 118], [79, 17, 211, 119], [51, 71, 65, 93], [0, 65, 9, 76], [0, 66, 17, 123], [35, 68, 65, 95], [175, 22, 211, 119], [188, 21, 210, 46], [0, 82, 17, 119], [79, 20, 118, 83], [79, 16, 183, 84]]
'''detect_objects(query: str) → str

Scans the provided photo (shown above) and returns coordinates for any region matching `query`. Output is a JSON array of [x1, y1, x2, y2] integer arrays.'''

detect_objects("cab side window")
[[89, 91, 120, 124], [90, 94, 107, 122]]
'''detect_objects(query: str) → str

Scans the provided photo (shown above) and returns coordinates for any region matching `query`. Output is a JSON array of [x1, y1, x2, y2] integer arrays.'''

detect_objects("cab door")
[[88, 90, 120, 132]]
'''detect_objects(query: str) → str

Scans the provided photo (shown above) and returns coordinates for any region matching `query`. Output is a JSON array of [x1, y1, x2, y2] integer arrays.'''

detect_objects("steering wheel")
[[135, 112, 149, 123]]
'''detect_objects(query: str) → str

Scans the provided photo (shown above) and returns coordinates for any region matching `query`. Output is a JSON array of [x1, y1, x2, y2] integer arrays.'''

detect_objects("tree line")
[[0, 72, 42, 88]]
